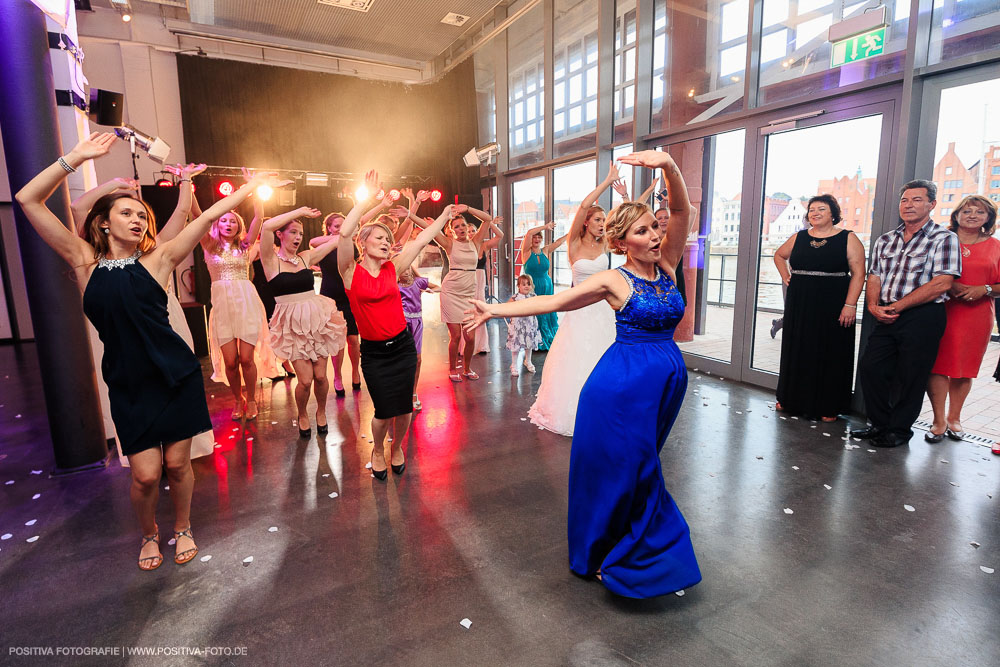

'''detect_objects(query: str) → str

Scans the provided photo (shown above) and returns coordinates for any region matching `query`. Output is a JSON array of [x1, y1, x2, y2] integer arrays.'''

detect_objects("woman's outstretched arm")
[[393, 204, 467, 277], [338, 170, 380, 279]]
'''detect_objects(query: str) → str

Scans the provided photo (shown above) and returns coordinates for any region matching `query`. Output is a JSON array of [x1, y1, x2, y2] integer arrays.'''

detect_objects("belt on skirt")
[[448, 268, 476, 271], [361, 328, 412, 349], [403, 311, 422, 319], [790, 270, 847, 277]]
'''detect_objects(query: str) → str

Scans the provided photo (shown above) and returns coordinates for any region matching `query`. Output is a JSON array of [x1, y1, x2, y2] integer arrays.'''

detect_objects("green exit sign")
[[831, 26, 886, 67]]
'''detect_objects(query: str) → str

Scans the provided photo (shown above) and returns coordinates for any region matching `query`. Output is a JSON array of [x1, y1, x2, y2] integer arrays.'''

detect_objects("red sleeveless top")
[[345, 261, 406, 341]]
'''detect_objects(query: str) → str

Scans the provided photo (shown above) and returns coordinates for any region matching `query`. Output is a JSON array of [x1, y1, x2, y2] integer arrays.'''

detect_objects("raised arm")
[[71, 176, 138, 233], [158, 163, 206, 242], [519, 222, 552, 264], [15, 132, 117, 268], [619, 150, 695, 277], [393, 204, 468, 277], [257, 206, 321, 277], [338, 170, 380, 277], [361, 193, 393, 226], [157, 173, 288, 275], [636, 174, 660, 205], [481, 218, 504, 252], [543, 233, 568, 256], [239, 167, 267, 248], [300, 233, 339, 267], [408, 213, 452, 251]]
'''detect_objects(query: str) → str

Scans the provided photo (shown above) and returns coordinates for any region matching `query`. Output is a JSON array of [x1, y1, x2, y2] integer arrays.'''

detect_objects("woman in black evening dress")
[[773, 194, 866, 421], [15, 132, 283, 571], [314, 212, 362, 396]]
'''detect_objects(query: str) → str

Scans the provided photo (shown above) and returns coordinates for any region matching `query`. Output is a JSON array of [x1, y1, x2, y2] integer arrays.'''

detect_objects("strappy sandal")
[[138, 531, 162, 571], [463, 370, 480, 380], [245, 400, 258, 421], [173, 527, 198, 565], [449, 372, 463, 382], [231, 398, 244, 421]]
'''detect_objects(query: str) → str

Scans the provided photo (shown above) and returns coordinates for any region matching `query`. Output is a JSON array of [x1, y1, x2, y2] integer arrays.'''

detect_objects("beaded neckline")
[[97, 250, 142, 270]]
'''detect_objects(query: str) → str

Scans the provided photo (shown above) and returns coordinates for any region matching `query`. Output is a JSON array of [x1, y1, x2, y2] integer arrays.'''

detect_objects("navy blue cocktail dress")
[[83, 252, 212, 456], [568, 266, 701, 598]]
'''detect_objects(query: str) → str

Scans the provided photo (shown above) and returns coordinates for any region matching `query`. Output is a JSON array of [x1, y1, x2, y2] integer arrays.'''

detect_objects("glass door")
[[552, 160, 598, 289], [511, 174, 547, 291], [742, 100, 897, 389]]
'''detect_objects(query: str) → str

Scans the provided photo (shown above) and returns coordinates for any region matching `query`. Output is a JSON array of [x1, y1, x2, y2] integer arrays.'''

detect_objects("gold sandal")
[[138, 531, 162, 571], [173, 527, 198, 565]]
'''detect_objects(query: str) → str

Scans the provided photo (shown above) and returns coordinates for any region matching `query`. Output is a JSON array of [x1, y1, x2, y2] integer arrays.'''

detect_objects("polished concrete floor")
[[0, 320, 998, 667]]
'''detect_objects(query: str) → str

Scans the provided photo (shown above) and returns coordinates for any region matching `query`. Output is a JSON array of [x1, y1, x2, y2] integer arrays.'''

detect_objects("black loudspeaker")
[[89, 89, 123, 127]]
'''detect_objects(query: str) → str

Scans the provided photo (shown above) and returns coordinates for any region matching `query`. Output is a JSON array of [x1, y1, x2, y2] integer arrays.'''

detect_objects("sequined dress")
[[204, 243, 278, 383], [568, 266, 701, 598], [82, 252, 212, 456]]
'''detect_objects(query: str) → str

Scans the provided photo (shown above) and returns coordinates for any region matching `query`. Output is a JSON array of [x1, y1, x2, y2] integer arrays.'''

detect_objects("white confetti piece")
[[5, 481, 13, 485], [852, 438, 861, 442], [810, 425, 817, 429], [736, 411, 743, 415], [26, 536, 39, 543], [164, 486, 169, 490], [31, 470, 42, 475], [365, 462, 372, 469], [791, 416, 799, 420], [520, 418, 526, 421], [1, 534, 11, 540], [791, 466, 799, 470], [322, 473, 330, 478], [268, 527, 278, 532], [328, 492, 339, 499], [675, 590, 685, 597], [32, 494, 40, 500], [214, 444, 222, 449], [243, 556, 254, 565], [783, 508, 794, 515], [842, 437, 850, 441], [200, 555, 212, 562], [981, 566, 995, 574], [459, 618, 472, 629], [822, 433, 830, 437], [903, 505, 915, 512], [247, 437, 253, 442], [228, 435, 235, 439], [15, 414, 21, 419], [271, 421, 278, 425], [780, 416, 787, 420], [823, 484, 832, 490], [24, 519, 36, 526], [867, 449, 876, 453], [168, 538, 176, 546], [971, 542, 980, 548]]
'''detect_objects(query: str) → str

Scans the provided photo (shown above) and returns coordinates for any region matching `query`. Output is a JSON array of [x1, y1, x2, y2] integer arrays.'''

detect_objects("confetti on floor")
[[940, 460, 949, 464], [322, 473, 330, 478], [242, 556, 254, 565], [31, 494, 40, 500], [675, 590, 685, 597], [328, 492, 339, 499], [1, 534, 11, 540], [168, 538, 176, 546], [783, 508, 794, 515], [30, 470, 42, 475], [971, 542, 980, 548], [824, 484, 832, 490], [903, 505, 915, 512], [756, 456, 763, 460], [520, 418, 526, 421], [791, 466, 799, 470], [26, 536, 39, 543], [200, 555, 212, 562], [268, 527, 278, 532], [980, 566, 995, 574], [24, 519, 36, 526], [460, 618, 472, 629]]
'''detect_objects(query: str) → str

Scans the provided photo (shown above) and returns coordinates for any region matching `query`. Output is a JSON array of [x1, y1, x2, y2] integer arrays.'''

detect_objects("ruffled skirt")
[[269, 292, 348, 362], [209, 279, 279, 384]]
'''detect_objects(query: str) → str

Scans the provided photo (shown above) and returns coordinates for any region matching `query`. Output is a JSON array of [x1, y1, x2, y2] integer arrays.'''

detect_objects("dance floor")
[[1, 318, 998, 666]]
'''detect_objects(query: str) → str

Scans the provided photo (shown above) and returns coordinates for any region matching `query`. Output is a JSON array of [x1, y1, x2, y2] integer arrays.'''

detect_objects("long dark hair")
[[81, 193, 157, 258]]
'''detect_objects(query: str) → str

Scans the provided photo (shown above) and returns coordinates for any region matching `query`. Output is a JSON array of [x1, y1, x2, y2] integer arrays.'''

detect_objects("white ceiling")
[[98, 0, 506, 63]]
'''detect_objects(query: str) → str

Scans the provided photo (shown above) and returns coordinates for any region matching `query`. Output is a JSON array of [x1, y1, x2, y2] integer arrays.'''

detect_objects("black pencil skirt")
[[360, 328, 418, 419]]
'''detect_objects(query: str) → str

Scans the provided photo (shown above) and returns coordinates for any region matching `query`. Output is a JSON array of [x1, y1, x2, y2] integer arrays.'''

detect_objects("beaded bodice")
[[615, 267, 684, 341], [204, 243, 251, 282]]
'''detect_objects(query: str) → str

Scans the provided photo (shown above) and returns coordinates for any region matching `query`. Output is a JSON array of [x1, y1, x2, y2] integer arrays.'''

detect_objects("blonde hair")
[[204, 210, 246, 255], [324, 212, 346, 234], [358, 221, 395, 253], [517, 273, 534, 290], [579, 205, 605, 238], [82, 193, 157, 259], [949, 194, 997, 235], [604, 201, 653, 255]]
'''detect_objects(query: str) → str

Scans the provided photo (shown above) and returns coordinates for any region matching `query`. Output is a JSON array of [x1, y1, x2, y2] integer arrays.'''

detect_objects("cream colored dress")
[[439, 240, 479, 323]]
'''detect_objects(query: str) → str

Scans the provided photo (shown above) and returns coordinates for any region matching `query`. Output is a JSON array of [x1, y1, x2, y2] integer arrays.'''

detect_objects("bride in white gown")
[[528, 163, 624, 436]]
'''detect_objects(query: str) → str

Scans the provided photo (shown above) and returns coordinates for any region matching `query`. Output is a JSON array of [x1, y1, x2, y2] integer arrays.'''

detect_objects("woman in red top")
[[926, 195, 1000, 442], [341, 170, 465, 479]]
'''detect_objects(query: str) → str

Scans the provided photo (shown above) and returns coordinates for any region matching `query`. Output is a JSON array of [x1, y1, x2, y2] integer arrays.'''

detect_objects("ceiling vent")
[[317, 0, 375, 12], [141, 0, 189, 7], [441, 12, 471, 27]]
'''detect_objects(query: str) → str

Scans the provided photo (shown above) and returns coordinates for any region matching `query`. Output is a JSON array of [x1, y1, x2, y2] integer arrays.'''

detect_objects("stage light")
[[114, 124, 171, 163], [256, 184, 274, 201], [389, 189, 401, 201], [463, 142, 502, 167], [121, 12, 131, 22], [430, 189, 443, 202], [155, 178, 172, 187], [218, 180, 234, 196], [355, 185, 369, 201], [376, 189, 386, 201]]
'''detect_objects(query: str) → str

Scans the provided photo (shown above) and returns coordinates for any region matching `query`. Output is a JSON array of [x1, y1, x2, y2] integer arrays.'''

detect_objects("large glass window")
[[757, 0, 908, 107], [929, 0, 1000, 66], [614, 0, 638, 144], [512, 176, 547, 280], [553, 0, 599, 158], [508, 3, 546, 169], [474, 41, 497, 147], [552, 160, 597, 288], [651, 0, 747, 133]]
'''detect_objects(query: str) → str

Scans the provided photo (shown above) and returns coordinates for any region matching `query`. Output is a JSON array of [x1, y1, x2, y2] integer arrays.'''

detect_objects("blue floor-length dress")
[[568, 266, 701, 598], [522, 251, 558, 350]]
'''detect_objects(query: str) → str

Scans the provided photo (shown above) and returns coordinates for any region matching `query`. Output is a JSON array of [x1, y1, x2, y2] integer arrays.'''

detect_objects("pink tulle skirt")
[[269, 291, 348, 362], [209, 279, 279, 384]]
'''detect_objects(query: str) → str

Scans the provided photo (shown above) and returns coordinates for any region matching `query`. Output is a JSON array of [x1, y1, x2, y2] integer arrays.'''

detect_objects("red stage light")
[[430, 189, 443, 202], [376, 189, 386, 201], [389, 189, 401, 201], [218, 180, 234, 196], [155, 178, 173, 187]]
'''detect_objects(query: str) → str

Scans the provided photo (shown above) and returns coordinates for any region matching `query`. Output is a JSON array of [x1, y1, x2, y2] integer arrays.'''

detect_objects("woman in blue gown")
[[518, 222, 567, 350], [467, 150, 700, 598]]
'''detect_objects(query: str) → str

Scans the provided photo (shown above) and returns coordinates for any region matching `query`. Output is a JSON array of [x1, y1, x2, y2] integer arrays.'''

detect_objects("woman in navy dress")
[[15, 132, 284, 571], [466, 151, 701, 598]]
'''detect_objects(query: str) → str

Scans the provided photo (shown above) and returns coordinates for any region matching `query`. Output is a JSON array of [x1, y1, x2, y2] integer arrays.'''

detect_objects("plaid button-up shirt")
[[868, 220, 961, 304]]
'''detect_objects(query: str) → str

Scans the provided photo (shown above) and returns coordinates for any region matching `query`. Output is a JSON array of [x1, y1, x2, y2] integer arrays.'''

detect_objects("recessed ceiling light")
[[441, 12, 470, 27], [317, 0, 375, 12]]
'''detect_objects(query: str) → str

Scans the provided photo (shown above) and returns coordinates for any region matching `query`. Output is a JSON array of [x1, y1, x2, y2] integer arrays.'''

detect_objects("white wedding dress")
[[528, 255, 617, 436]]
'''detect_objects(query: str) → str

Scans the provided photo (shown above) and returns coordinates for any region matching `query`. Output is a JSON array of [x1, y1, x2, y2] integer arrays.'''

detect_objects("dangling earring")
[[102, 228, 109, 234]]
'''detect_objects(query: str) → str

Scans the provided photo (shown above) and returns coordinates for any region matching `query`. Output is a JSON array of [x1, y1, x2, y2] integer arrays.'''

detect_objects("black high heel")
[[317, 423, 328, 435], [352, 382, 362, 392], [298, 421, 311, 438], [371, 451, 387, 481], [335, 388, 346, 398], [391, 462, 405, 476]]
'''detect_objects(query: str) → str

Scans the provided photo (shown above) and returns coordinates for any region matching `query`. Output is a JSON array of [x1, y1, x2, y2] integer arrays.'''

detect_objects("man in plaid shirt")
[[853, 180, 961, 448]]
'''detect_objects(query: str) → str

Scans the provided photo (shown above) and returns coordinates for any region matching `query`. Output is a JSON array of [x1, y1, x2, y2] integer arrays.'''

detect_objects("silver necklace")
[[276, 250, 300, 267], [97, 249, 142, 270]]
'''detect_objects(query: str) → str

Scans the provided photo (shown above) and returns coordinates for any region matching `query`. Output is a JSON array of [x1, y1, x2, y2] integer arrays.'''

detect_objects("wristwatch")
[[986, 285, 994, 296]]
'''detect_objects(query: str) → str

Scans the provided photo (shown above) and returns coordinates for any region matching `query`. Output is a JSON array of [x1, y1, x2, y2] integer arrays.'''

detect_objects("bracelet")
[[843, 304, 857, 309], [57, 156, 76, 173], [178, 178, 192, 183]]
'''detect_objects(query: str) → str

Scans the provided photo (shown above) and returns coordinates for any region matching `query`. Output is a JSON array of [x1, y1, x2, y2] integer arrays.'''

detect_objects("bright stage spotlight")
[[429, 189, 443, 202], [218, 180, 234, 196], [256, 184, 274, 201], [355, 184, 369, 201], [155, 178, 172, 187], [389, 189, 401, 201], [376, 189, 386, 201]]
